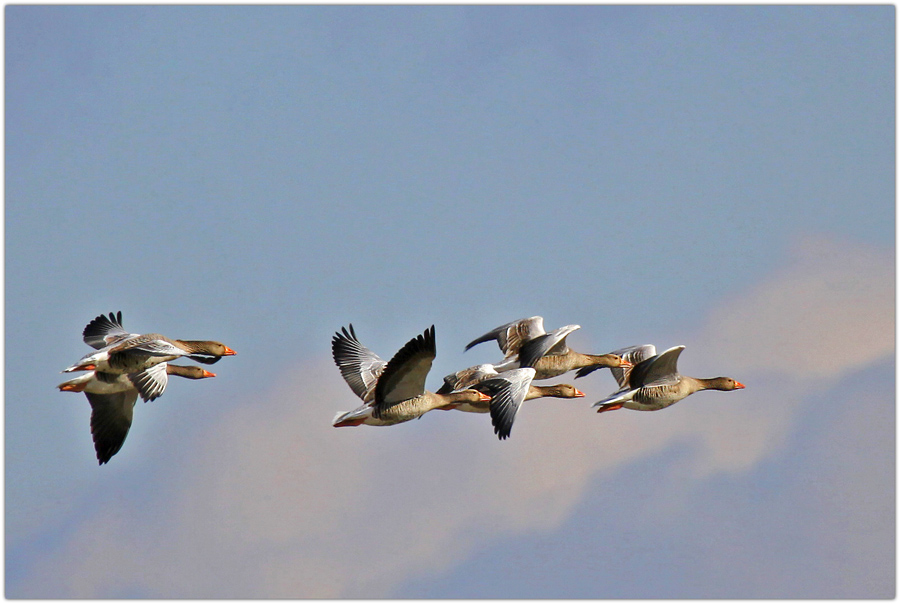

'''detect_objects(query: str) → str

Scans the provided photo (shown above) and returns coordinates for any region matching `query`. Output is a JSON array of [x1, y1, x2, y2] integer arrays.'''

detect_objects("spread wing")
[[604, 344, 657, 386], [631, 345, 685, 389], [82, 311, 135, 350], [465, 316, 545, 358], [517, 324, 580, 368], [332, 324, 387, 403], [374, 325, 435, 407], [480, 368, 536, 440], [128, 362, 170, 402], [86, 390, 139, 465]]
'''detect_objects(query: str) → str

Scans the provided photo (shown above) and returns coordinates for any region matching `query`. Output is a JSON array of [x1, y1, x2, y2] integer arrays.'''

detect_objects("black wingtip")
[[464, 333, 492, 352], [82, 311, 124, 339], [574, 366, 599, 379], [187, 354, 220, 365], [493, 423, 512, 440], [333, 324, 359, 346]]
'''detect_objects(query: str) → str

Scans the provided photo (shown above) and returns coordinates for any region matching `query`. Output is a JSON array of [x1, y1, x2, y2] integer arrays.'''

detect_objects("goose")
[[436, 364, 585, 413], [465, 316, 629, 379], [58, 364, 215, 464], [331, 324, 491, 427], [591, 345, 745, 413], [63, 311, 235, 374], [437, 366, 585, 439]]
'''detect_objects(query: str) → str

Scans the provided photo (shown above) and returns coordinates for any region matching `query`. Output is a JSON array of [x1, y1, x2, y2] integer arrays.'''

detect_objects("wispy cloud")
[[699, 234, 894, 379], [12, 235, 893, 598]]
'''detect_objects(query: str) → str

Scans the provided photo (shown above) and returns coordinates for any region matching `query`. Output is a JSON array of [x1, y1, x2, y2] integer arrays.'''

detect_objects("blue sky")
[[5, 5, 894, 598]]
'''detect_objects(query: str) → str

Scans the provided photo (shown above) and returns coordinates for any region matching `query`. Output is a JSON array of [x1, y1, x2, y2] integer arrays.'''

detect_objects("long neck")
[[690, 376, 735, 392], [585, 352, 622, 368], [439, 389, 487, 407], [166, 364, 213, 379], [527, 384, 577, 400], [174, 340, 214, 353]]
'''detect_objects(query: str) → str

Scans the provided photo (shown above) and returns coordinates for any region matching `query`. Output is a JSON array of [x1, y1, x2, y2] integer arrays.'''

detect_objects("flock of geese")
[[331, 316, 745, 439], [58, 312, 745, 464], [58, 312, 236, 464]]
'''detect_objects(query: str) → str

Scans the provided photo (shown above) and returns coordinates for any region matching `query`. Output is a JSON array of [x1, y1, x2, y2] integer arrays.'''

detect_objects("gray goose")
[[58, 364, 216, 464], [592, 345, 745, 413], [437, 366, 584, 439], [331, 325, 491, 427], [465, 316, 629, 380], [63, 311, 236, 375]]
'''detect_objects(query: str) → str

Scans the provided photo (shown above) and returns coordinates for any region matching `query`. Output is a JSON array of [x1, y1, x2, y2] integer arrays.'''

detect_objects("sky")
[[5, 5, 895, 599]]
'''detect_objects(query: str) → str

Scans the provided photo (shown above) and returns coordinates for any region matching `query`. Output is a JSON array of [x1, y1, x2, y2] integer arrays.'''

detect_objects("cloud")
[[698, 234, 894, 380], [12, 235, 894, 598]]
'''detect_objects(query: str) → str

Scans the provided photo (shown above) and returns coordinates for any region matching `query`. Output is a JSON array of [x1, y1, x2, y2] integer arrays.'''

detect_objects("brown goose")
[[466, 316, 629, 379], [63, 311, 235, 374], [58, 364, 216, 464], [437, 364, 584, 411], [592, 345, 745, 413], [331, 324, 491, 427], [438, 366, 585, 439]]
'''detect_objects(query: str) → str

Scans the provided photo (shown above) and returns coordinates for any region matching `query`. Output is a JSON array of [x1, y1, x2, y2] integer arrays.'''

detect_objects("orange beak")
[[478, 391, 492, 402], [734, 381, 746, 389], [202, 370, 216, 378], [223, 347, 236, 356], [573, 389, 585, 398]]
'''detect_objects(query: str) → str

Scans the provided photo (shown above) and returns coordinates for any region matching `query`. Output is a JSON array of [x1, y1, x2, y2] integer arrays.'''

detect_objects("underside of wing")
[[483, 368, 536, 439], [128, 363, 169, 402], [82, 311, 134, 350], [332, 324, 387, 402], [86, 390, 138, 464]]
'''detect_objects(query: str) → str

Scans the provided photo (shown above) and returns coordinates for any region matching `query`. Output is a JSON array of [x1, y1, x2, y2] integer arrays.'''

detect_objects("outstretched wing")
[[481, 368, 536, 440], [632, 345, 685, 389], [602, 344, 657, 386], [86, 389, 139, 465], [332, 324, 387, 403], [82, 311, 135, 350], [517, 324, 580, 368], [128, 362, 170, 402], [465, 316, 545, 358], [374, 325, 435, 408]]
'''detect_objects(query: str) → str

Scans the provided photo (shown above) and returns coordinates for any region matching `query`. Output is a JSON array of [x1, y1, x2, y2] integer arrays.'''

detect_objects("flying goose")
[[63, 311, 235, 375], [438, 366, 585, 439], [331, 324, 491, 427], [591, 345, 745, 413], [465, 316, 629, 379], [58, 363, 216, 464]]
